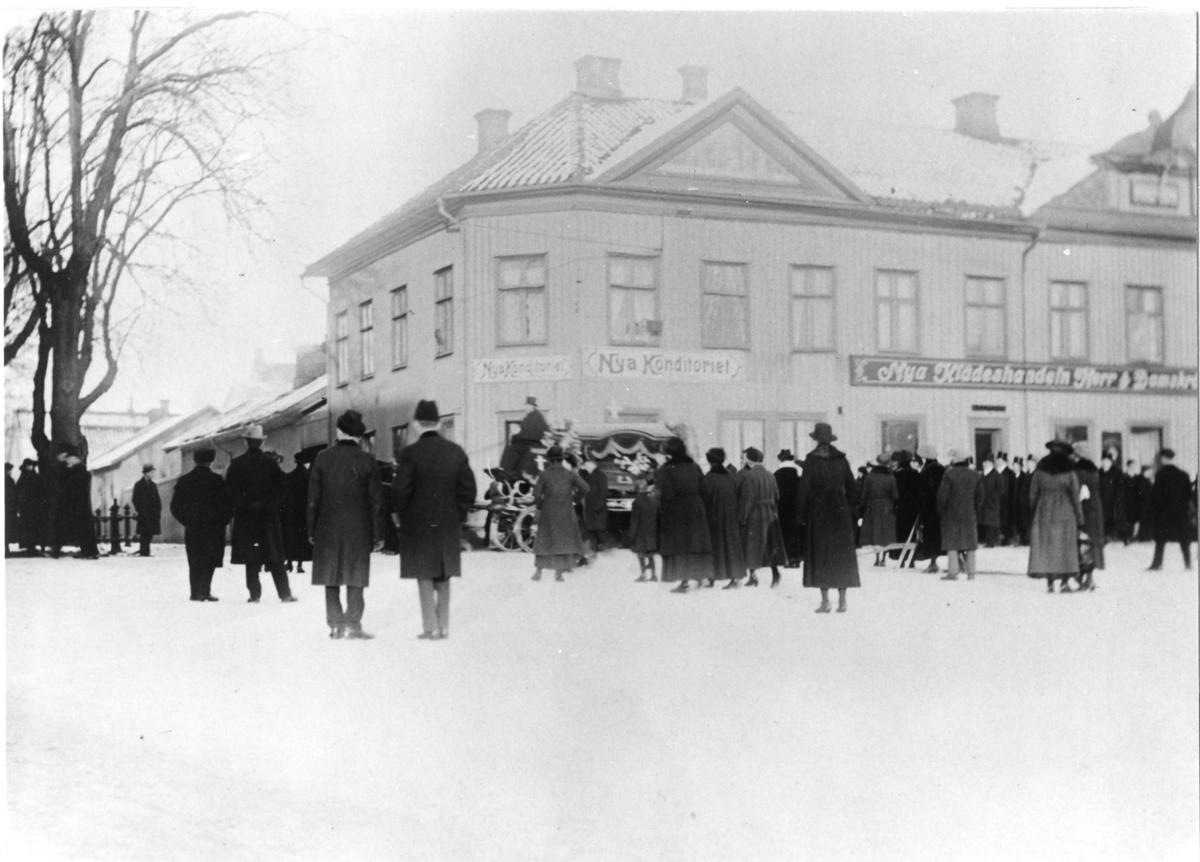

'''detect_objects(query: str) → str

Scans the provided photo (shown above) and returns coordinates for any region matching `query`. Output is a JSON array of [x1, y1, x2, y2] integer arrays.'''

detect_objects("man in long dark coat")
[[581, 459, 609, 559], [282, 451, 314, 573], [225, 425, 296, 603], [773, 450, 802, 568], [915, 444, 946, 571], [1016, 456, 1037, 545], [16, 459, 49, 555], [392, 400, 477, 640], [997, 453, 1019, 544], [1121, 460, 1145, 543], [978, 455, 1005, 547], [5, 462, 16, 556], [51, 445, 100, 559], [132, 464, 162, 556], [170, 446, 233, 601], [937, 448, 984, 580], [705, 448, 745, 588], [890, 450, 921, 564], [309, 410, 384, 639], [796, 423, 860, 613], [738, 447, 786, 587], [1098, 454, 1125, 542], [1148, 449, 1193, 570]]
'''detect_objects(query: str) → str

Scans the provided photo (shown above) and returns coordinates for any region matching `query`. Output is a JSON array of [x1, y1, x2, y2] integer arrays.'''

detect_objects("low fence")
[[93, 503, 136, 552]]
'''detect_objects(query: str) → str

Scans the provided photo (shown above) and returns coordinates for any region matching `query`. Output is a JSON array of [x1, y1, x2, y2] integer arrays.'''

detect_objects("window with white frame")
[[964, 276, 1006, 358], [390, 286, 408, 369], [334, 311, 349, 386], [1049, 281, 1088, 361], [359, 300, 374, 378], [875, 270, 919, 354], [497, 255, 548, 345], [719, 417, 765, 460], [790, 265, 835, 351], [608, 255, 659, 346], [701, 261, 749, 349], [434, 266, 453, 357], [1125, 285, 1164, 364]]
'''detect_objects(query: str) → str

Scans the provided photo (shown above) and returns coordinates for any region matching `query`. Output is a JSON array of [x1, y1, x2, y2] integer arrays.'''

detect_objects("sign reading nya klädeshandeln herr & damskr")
[[850, 356, 1198, 394]]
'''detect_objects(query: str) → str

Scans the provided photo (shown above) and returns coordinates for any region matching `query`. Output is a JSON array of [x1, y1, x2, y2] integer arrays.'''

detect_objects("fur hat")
[[706, 447, 726, 465], [664, 437, 688, 458], [336, 409, 367, 438], [1046, 439, 1073, 454], [1160, 448, 1176, 460], [243, 424, 266, 441], [810, 422, 837, 443], [414, 400, 440, 423]]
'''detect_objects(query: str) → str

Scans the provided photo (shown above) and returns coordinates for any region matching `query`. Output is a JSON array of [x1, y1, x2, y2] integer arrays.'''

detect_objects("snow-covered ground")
[[6, 541, 1198, 862]]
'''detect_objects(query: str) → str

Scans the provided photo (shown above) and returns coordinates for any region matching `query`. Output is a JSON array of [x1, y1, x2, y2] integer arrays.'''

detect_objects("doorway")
[[1129, 426, 1164, 469], [969, 418, 1009, 467]]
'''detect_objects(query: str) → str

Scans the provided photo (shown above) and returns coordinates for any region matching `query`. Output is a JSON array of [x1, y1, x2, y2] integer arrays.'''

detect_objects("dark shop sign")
[[850, 356, 1198, 395]]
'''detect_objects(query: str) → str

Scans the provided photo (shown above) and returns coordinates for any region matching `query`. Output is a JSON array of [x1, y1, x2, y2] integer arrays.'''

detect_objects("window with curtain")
[[790, 265, 835, 351], [334, 311, 349, 386], [701, 261, 748, 349], [608, 255, 659, 346], [390, 286, 408, 369], [497, 255, 547, 345], [1049, 281, 1088, 360], [876, 270, 919, 354], [719, 417, 765, 460], [1125, 285, 1163, 364], [434, 266, 453, 357], [359, 300, 374, 378], [964, 276, 1006, 358]]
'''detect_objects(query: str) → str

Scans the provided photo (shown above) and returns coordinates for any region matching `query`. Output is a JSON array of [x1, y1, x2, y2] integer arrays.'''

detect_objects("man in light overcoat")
[[308, 410, 384, 639], [392, 400, 477, 640]]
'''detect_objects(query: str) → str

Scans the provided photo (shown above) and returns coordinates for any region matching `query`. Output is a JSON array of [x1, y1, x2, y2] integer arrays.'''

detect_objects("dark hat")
[[336, 409, 367, 437], [20, 458, 36, 468], [743, 447, 763, 463], [142, 463, 155, 473], [4, 462, 11, 471], [1046, 439, 1073, 453], [545, 445, 564, 462], [810, 422, 837, 443], [706, 447, 726, 465], [1159, 448, 1176, 460], [892, 450, 912, 464], [414, 399, 440, 423], [875, 452, 891, 465], [193, 447, 216, 464], [777, 449, 794, 462], [664, 436, 688, 458]]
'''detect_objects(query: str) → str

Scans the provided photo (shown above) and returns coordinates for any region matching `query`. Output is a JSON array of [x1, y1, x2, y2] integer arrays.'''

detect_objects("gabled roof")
[[1098, 82, 1197, 172], [163, 375, 328, 451], [90, 407, 219, 472]]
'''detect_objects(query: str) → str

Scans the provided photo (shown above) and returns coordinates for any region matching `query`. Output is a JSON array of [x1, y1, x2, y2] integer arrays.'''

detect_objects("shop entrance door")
[[1129, 426, 1164, 469], [970, 419, 1008, 467]]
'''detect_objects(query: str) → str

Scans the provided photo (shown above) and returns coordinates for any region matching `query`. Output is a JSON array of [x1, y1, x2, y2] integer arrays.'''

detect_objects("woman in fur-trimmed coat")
[[656, 437, 712, 592], [1028, 441, 1085, 593]]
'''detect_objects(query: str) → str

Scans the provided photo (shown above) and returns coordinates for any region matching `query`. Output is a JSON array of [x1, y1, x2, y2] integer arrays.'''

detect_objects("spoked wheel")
[[512, 508, 538, 553], [493, 510, 524, 552]]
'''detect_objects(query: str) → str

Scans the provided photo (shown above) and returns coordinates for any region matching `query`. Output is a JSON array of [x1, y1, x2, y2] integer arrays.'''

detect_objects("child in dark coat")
[[628, 476, 659, 581]]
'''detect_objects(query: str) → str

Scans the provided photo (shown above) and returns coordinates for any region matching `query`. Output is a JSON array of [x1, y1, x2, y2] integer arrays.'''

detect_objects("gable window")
[[875, 270, 919, 354], [790, 265, 835, 352], [1049, 281, 1088, 361], [701, 261, 748, 349], [434, 266, 453, 357], [359, 300, 374, 379], [1129, 178, 1180, 208], [391, 286, 408, 369], [964, 276, 1006, 358], [1126, 285, 1164, 364], [608, 255, 659, 346], [497, 255, 548, 346], [334, 311, 349, 386]]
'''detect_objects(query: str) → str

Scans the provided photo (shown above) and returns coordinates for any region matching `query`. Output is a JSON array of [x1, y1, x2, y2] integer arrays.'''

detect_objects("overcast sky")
[[5, 9, 1196, 417]]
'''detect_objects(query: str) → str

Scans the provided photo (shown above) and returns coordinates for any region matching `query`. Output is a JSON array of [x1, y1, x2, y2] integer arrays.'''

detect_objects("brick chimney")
[[952, 92, 1001, 142], [575, 55, 622, 99], [147, 399, 171, 423], [679, 65, 710, 102], [474, 108, 511, 155]]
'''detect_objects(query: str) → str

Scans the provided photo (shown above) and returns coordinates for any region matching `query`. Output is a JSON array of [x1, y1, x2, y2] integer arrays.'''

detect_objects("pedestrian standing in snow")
[[51, 445, 100, 560], [1147, 449, 1193, 570], [282, 451, 314, 574], [170, 446, 233, 601], [580, 458, 609, 561], [531, 446, 589, 582], [656, 436, 713, 594], [858, 453, 898, 566], [774, 450, 802, 568], [1071, 443, 1105, 590], [392, 400, 478, 640], [16, 459, 49, 555], [225, 425, 297, 604], [1133, 464, 1155, 541], [1016, 455, 1036, 545], [796, 423, 860, 613], [627, 475, 659, 582], [915, 444, 945, 572], [738, 447, 787, 588], [5, 462, 16, 556], [978, 455, 1005, 547], [890, 450, 921, 564], [1027, 440, 1085, 593], [936, 447, 984, 581], [308, 411, 384, 639], [1098, 453, 1127, 543], [997, 453, 1019, 544], [132, 464, 162, 557], [705, 447, 746, 589]]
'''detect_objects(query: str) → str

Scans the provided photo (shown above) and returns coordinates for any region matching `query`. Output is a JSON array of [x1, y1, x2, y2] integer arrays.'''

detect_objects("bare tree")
[[4, 10, 274, 460]]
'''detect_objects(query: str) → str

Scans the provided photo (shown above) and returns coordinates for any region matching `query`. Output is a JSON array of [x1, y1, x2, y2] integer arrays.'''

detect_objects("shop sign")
[[473, 355, 573, 383], [850, 356, 1198, 395], [582, 347, 745, 383]]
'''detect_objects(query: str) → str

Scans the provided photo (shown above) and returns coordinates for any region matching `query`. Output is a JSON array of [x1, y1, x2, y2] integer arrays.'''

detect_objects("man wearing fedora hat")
[[392, 399, 477, 639], [132, 464, 162, 556], [309, 410, 384, 639], [796, 423, 860, 612], [225, 424, 297, 604]]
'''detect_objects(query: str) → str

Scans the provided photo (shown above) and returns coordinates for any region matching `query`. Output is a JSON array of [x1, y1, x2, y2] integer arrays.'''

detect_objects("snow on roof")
[[163, 375, 328, 451], [90, 408, 216, 472], [1019, 151, 1101, 217]]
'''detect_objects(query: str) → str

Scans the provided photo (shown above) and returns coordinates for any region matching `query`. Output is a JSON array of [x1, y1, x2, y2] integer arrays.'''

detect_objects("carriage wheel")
[[513, 509, 538, 553], [493, 511, 523, 552]]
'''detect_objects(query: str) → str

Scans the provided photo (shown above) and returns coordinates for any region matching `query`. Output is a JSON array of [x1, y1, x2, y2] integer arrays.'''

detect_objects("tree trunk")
[[46, 274, 88, 461]]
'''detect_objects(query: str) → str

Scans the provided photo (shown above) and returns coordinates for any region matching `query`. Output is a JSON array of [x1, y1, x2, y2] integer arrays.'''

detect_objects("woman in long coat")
[[937, 449, 984, 579], [1071, 443, 1105, 588], [1028, 440, 1085, 593], [858, 454, 898, 565], [773, 451, 802, 568], [796, 423, 860, 613], [738, 449, 787, 587], [704, 448, 745, 588], [531, 447, 589, 581], [656, 437, 712, 592]]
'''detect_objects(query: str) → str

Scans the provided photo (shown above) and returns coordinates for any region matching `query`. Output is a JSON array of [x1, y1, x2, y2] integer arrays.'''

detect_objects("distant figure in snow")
[[796, 423, 860, 613], [1147, 449, 1193, 571], [738, 447, 786, 588], [580, 458, 609, 560], [170, 446, 233, 601], [225, 425, 297, 604], [531, 445, 589, 583], [937, 447, 983, 581], [978, 455, 1005, 547], [132, 464, 162, 557], [773, 450, 802, 568], [1027, 440, 1085, 594], [1071, 443, 1105, 590], [915, 444, 945, 572], [16, 459, 51, 556], [705, 447, 746, 589], [51, 445, 100, 560], [627, 475, 659, 582], [858, 453, 898, 567], [5, 462, 16, 557], [282, 450, 314, 574], [656, 436, 713, 593]]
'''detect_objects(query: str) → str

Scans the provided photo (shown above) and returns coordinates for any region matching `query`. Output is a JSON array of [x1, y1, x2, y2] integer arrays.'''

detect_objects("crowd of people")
[[5, 404, 1197, 631]]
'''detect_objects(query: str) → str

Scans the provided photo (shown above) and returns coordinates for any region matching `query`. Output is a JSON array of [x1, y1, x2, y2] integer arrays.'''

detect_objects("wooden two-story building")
[[305, 57, 1197, 477]]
